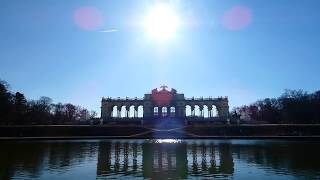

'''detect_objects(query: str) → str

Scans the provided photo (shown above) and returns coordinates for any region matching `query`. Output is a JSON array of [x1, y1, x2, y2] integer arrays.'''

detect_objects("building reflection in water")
[[2, 140, 320, 179], [96, 140, 234, 179], [97, 141, 144, 177]]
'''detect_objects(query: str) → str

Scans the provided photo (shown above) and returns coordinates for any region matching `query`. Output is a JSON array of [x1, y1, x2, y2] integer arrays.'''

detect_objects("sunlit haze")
[[1, 0, 320, 113], [144, 3, 181, 42]]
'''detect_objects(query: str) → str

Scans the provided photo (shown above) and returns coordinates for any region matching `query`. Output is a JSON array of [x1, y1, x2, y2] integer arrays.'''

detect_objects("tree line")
[[0, 80, 97, 125], [232, 89, 320, 124], [2, 79, 320, 125]]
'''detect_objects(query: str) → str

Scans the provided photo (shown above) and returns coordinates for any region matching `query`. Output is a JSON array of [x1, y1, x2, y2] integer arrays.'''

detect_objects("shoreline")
[[2, 124, 320, 140], [2, 135, 320, 141]]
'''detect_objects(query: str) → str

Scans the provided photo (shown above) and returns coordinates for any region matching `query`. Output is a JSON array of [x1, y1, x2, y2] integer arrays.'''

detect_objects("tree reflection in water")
[[1, 140, 320, 179]]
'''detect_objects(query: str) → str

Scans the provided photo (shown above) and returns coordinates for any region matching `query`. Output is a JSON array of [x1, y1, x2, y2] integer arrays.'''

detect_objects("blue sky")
[[1, 0, 320, 113]]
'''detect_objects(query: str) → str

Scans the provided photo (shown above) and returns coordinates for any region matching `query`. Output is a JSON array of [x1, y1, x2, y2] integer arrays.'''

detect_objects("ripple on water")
[[3, 139, 320, 179]]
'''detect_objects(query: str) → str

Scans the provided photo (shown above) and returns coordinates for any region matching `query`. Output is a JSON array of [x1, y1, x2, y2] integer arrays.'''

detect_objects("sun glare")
[[144, 4, 180, 42]]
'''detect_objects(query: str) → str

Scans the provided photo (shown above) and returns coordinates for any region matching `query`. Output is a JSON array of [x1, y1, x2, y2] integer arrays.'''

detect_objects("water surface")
[[1, 139, 320, 179]]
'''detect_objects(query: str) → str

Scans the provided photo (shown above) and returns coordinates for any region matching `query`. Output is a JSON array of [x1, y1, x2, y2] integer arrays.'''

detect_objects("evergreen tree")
[[0, 81, 14, 125], [14, 92, 27, 124]]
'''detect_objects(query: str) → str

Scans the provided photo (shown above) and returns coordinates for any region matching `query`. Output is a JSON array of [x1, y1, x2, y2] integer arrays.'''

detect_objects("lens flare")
[[223, 6, 253, 30], [74, 7, 103, 31]]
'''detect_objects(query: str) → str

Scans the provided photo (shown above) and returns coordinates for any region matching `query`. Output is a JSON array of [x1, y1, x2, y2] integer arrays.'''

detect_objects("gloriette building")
[[101, 86, 229, 124]]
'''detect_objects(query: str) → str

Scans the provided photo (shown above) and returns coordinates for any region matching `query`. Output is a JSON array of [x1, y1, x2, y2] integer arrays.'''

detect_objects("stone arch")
[[170, 107, 175, 117], [153, 106, 159, 117], [194, 105, 200, 117], [162, 107, 167, 117], [120, 106, 126, 118], [185, 105, 192, 117], [203, 105, 209, 118], [211, 105, 218, 117], [137, 105, 143, 118], [112, 105, 118, 117], [129, 105, 135, 118]]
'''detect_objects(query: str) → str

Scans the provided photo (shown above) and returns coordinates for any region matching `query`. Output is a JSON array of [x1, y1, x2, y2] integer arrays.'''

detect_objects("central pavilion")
[[101, 86, 229, 125]]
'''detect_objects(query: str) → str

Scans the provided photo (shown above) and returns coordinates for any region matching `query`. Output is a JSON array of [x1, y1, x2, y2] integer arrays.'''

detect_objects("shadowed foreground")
[[1, 124, 320, 139]]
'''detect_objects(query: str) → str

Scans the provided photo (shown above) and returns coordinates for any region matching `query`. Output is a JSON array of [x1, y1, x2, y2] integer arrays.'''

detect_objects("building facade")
[[101, 86, 229, 124]]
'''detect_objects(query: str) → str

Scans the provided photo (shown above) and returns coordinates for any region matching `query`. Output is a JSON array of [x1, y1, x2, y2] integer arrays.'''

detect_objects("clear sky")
[[1, 0, 320, 113]]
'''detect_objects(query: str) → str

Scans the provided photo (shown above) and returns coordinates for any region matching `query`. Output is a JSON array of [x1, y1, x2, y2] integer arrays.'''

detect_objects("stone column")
[[143, 101, 152, 119], [117, 106, 121, 118], [101, 100, 113, 119], [208, 106, 212, 118], [199, 105, 204, 117], [110, 108, 113, 117], [180, 105, 186, 118], [191, 106, 195, 117], [217, 106, 221, 117], [175, 101, 186, 118], [217, 105, 229, 120], [126, 106, 130, 118], [134, 106, 138, 118]]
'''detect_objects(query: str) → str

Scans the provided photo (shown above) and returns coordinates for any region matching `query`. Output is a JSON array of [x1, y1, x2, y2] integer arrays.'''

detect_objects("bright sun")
[[144, 4, 181, 42]]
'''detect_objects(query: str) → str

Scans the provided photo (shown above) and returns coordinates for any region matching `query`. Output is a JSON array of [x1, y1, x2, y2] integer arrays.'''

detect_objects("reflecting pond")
[[1, 139, 320, 179]]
